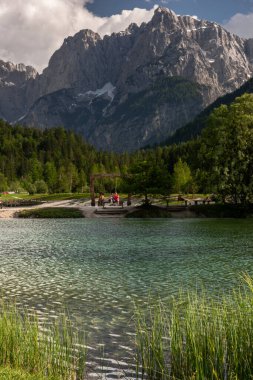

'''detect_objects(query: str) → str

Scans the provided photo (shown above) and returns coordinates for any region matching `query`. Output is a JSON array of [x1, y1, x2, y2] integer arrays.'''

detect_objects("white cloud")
[[97, 6, 157, 36], [0, 0, 156, 72], [223, 12, 253, 39]]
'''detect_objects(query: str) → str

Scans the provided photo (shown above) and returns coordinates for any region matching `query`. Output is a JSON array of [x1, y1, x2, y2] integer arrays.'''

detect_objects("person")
[[113, 192, 119, 205], [98, 192, 104, 206]]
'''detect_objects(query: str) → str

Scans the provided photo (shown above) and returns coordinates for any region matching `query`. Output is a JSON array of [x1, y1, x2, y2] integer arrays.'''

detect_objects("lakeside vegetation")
[[0, 367, 48, 380], [136, 275, 253, 380], [0, 303, 86, 380], [189, 203, 253, 218], [2, 276, 253, 379], [17, 207, 84, 218]]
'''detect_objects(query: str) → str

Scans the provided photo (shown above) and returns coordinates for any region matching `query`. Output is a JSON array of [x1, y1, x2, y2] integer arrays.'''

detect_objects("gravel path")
[[0, 200, 136, 218]]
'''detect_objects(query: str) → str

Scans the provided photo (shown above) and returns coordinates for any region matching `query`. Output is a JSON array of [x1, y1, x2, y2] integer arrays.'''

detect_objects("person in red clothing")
[[113, 192, 119, 205]]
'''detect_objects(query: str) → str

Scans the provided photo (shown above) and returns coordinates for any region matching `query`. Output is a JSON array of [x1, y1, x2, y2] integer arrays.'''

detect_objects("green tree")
[[35, 180, 48, 194], [66, 163, 79, 192], [57, 166, 70, 193], [23, 181, 36, 195], [9, 180, 25, 193], [0, 172, 8, 192], [44, 162, 57, 193], [27, 159, 43, 182], [199, 94, 253, 204], [78, 170, 88, 193], [124, 160, 172, 205], [172, 159, 193, 194]]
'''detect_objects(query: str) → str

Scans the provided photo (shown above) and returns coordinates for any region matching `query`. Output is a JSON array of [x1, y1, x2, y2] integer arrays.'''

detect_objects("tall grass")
[[135, 275, 253, 380], [0, 302, 86, 379]]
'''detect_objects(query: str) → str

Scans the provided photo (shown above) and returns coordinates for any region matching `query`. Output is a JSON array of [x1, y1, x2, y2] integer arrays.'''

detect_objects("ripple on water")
[[0, 218, 252, 376]]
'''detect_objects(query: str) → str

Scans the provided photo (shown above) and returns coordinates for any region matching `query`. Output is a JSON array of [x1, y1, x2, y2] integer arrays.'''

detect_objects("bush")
[[34, 180, 48, 194], [18, 207, 84, 218], [23, 182, 36, 195], [190, 203, 253, 218]]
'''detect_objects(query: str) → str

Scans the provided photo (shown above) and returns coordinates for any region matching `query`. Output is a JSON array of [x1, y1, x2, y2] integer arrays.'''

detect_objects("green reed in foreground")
[[0, 302, 86, 380], [135, 275, 253, 380]]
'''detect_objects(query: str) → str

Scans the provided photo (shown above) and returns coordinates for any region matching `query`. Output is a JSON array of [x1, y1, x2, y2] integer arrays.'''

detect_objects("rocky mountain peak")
[[1, 7, 253, 151], [154, 6, 177, 17], [56, 29, 101, 57], [0, 60, 37, 82], [71, 29, 101, 45], [151, 6, 179, 29], [0, 59, 38, 121], [37, 28, 103, 97], [123, 23, 140, 35]]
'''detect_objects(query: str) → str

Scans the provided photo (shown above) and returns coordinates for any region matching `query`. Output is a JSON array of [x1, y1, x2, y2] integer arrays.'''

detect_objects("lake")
[[0, 218, 252, 376]]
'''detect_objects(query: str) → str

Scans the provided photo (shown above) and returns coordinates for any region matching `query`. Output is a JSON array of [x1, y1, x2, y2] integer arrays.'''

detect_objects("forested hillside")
[[0, 93, 252, 205], [165, 77, 253, 145], [0, 118, 200, 195], [0, 121, 127, 193]]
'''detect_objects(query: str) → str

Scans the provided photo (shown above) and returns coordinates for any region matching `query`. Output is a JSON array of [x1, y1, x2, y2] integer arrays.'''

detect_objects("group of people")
[[110, 192, 120, 204], [98, 192, 120, 206]]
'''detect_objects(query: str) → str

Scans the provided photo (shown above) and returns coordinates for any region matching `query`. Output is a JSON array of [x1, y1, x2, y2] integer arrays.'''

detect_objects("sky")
[[0, 0, 253, 73]]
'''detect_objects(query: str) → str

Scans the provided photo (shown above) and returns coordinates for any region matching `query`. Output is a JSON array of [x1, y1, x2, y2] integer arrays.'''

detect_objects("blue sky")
[[87, 0, 253, 23]]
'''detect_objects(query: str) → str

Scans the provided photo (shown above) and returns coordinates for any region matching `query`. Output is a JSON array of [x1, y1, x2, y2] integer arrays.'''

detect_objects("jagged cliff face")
[[1, 7, 253, 151], [0, 61, 37, 121]]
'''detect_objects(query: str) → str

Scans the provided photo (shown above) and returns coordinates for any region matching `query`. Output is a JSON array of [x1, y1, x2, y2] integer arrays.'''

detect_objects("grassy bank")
[[190, 203, 253, 218], [136, 275, 253, 380], [0, 303, 86, 380], [18, 207, 84, 218], [0, 193, 89, 203]]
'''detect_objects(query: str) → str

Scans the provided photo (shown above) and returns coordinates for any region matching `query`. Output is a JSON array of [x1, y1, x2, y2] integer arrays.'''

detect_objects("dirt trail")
[[0, 200, 135, 219]]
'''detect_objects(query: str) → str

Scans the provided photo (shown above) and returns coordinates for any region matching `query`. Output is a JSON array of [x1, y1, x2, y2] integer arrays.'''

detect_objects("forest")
[[0, 93, 252, 204]]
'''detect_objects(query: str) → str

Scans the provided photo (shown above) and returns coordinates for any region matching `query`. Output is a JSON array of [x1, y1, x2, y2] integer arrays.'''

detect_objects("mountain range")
[[0, 7, 253, 152]]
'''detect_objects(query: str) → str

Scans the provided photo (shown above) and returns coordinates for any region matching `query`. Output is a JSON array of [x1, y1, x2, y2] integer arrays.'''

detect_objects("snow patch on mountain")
[[79, 82, 116, 101]]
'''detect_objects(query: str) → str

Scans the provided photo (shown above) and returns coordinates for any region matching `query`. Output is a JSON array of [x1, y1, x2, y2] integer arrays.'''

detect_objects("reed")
[[135, 275, 253, 380], [0, 302, 86, 380]]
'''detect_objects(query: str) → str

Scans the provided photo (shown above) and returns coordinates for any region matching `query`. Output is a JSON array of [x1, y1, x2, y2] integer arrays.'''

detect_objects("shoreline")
[[0, 203, 194, 219], [0, 200, 86, 219], [0, 201, 252, 219]]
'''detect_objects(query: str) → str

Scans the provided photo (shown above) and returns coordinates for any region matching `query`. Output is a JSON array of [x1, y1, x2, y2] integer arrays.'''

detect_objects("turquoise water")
[[0, 218, 252, 374]]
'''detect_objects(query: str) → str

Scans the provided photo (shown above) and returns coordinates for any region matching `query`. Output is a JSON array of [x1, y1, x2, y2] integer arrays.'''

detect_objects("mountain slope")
[[164, 76, 253, 145], [24, 77, 206, 151], [1, 7, 253, 151], [0, 61, 37, 121]]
